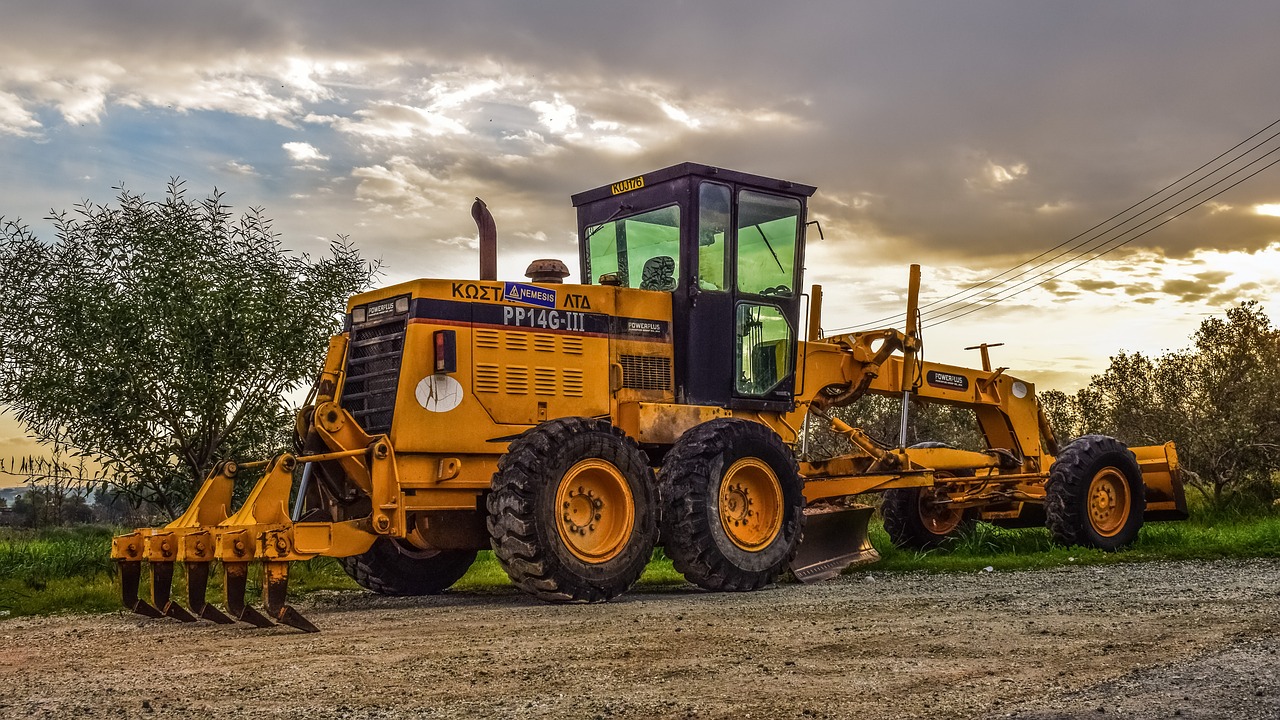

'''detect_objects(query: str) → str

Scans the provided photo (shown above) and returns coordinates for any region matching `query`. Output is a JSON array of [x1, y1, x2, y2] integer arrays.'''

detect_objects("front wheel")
[[1046, 435, 1145, 550], [338, 538, 477, 596], [487, 417, 658, 602], [882, 442, 978, 550], [659, 418, 804, 591]]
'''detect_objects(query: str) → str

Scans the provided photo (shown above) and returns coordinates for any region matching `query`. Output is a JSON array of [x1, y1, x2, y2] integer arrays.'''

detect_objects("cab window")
[[696, 183, 730, 291], [735, 303, 794, 395], [736, 190, 799, 297], [585, 205, 681, 290]]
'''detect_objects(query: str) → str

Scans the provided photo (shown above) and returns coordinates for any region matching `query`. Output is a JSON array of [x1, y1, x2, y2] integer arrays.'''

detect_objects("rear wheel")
[[339, 538, 477, 596], [1046, 435, 1145, 550], [487, 417, 658, 602], [881, 442, 977, 550], [659, 418, 804, 591]]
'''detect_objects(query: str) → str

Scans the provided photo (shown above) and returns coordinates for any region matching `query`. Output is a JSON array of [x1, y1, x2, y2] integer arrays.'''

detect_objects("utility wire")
[[826, 115, 1280, 335], [835, 121, 1280, 332], [917, 128, 1280, 326], [921, 139, 1280, 327], [923, 147, 1280, 328]]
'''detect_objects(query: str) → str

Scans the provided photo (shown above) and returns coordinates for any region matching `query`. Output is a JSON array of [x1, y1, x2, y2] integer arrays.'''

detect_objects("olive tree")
[[0, 181, 377, 517], [804, 393, 984, 460], [1045, 302, 1280, 508]]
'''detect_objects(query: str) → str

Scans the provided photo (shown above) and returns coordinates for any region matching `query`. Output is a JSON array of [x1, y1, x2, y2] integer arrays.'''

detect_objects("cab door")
[[681, 182, 805, 411]]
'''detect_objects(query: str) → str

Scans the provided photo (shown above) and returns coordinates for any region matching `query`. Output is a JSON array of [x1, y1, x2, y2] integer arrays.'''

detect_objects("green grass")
[[290, 546, 689, 596], [862, 504, 1280, 574], [0, 509, 1276, 620], [0, 526, 121, 617]]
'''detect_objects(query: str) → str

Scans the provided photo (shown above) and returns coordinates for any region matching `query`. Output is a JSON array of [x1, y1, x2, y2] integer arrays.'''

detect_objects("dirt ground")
[[1, 558, 1277, 719]]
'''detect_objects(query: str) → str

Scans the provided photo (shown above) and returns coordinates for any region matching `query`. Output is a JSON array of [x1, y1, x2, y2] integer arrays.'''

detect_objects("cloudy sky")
[[3, 1, 1280, 464]]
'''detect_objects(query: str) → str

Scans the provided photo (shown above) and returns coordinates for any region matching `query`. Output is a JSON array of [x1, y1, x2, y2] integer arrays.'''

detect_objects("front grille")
[[341, 317, 407, 435], [619, 354, 672, 390]]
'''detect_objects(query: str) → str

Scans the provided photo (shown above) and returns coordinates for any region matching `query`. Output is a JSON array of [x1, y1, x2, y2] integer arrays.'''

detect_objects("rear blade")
[[224, 561, 275, 628], [263, 561, 320, 633], [150, 561, 197, 622], [185, 562, 234, 624], [790, 504, 881, 583], [118, 560, 163, 618]]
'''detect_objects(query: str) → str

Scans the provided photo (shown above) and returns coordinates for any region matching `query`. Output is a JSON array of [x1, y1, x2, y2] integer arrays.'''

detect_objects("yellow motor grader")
[[112, 163, 1187, 631]]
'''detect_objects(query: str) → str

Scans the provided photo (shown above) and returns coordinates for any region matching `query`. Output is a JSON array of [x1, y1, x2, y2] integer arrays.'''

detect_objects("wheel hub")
[[1087, 468, 1131, 537], [561, 487, 603, 535], [718, 458, 783, 551], [555, 459, 635, 563], [917, 486, 965, 535]]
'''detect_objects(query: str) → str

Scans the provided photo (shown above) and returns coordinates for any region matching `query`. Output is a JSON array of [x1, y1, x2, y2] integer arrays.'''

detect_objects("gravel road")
[[1, 558, 1276, 719]]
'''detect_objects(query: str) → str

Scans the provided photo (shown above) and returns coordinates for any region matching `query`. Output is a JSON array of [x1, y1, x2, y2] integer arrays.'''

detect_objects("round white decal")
[[415, 374, 464, 412], [1011, 381, 1028, 399]]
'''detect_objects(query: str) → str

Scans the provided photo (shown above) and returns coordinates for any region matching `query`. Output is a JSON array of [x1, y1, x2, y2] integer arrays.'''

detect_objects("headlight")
[[352, 295, 410, 325]]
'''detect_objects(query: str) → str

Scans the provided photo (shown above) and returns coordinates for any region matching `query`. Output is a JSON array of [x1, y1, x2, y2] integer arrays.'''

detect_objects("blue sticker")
[[502, 282, 557, 309]]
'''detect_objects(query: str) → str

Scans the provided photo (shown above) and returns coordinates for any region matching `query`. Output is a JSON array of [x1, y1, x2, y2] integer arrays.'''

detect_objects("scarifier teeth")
[[149, 561, 197, 623], [118, 560, 163, 619], [273, 605, 320, 634], [199, 602, 236, 625], [224, 561, 275, 628], [263, 561, 319, 633], [185, 562, 234, 625]]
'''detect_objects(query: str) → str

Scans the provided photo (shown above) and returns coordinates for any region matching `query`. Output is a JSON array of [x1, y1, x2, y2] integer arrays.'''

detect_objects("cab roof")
[[570, 162, 817, 207]]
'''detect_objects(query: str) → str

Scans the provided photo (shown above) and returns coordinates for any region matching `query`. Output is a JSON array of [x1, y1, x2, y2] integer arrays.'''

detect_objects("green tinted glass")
[[736, 190, 799, 297], [697, 182, 730, 291], [585, 205, 681, 290], [735, 303, 793, 395]]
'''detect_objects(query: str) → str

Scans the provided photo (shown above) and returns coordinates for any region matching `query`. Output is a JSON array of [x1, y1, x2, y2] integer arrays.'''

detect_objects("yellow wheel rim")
[[555, 459, 635, 563], [1087, 467, 1131, 537], [718, 458, 784, 551]]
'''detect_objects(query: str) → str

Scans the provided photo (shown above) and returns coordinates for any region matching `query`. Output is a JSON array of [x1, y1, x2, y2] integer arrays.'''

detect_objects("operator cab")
[[572, 163, 816, 411]]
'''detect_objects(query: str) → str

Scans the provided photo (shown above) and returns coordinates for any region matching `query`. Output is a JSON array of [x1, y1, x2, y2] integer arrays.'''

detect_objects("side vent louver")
[[475, 329, 501, 349], [619, 355, 672, 391], [534, 366, 557, 396], [475, 363, 501, 394], [506, 365, 529, 395], [563, 368, 585, 397]]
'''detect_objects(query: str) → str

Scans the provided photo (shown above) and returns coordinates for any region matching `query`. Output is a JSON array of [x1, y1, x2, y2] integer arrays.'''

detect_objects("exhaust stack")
[[472, 197, 497, 281]]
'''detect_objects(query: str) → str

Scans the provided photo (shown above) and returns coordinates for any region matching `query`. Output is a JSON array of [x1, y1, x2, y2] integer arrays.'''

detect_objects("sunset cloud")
[[0, 0, 1277, 411]]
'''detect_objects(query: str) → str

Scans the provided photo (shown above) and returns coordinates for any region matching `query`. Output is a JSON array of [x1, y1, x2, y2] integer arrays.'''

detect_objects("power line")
[[924, 148, 1280, 328], [826, 114, 1280, 335], [921, 139, 1280, 327], [918, 130, 1280, 326]]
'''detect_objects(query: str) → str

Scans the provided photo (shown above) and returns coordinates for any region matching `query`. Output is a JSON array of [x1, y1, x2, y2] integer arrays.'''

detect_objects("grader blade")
[[185, 562, 234, 624], [224, 561, 275, 628], [149, 561, 197, 623], [117, 560, 163, 619], [263, 561, 319, 633], [790, 505, 880, 583]]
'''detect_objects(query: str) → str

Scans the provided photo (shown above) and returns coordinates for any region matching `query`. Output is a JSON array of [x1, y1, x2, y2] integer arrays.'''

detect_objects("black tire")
[[659, 418, 804, 591], [882, 442, 978, 550], [1046, 434, 1145, 550], [487, 417, 658, 602], [338, 537, 477, 596]]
